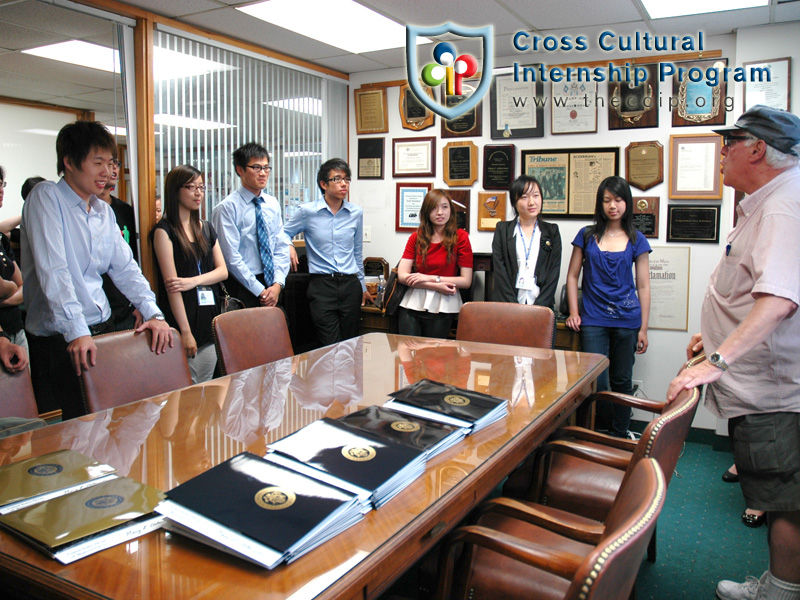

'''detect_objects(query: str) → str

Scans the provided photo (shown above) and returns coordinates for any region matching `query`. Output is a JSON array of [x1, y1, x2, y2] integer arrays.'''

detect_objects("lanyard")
[[517, 220, 537, 268]]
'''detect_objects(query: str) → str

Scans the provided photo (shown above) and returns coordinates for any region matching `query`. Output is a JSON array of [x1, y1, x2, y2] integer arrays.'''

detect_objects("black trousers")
[[27, 318, 113, 420], [225, 274, 279, 309], [307, 274, 361, 347]]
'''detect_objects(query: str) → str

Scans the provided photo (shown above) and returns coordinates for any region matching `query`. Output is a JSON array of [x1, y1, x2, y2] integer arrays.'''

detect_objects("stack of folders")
[[339, 405, 466, 460], [0, 477, 165, 564], [156, 452, 364, 569], [0, 449, 117, 515], [384, 379, 508, 433], [267, 417, 426, 510]]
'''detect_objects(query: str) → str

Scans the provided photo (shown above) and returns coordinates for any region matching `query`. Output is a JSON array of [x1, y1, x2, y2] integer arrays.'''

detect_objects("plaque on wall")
[[608, 64, 659, 130], [666, 204, 720, 243], [482, 145, 515, 190], [443, 141, 478, 187], [441, 79, 482, 138], [632, 197, 659, 238], [444, 189, 471, 233], [357, 138, 384, 180], [672, 58, 728, 127], [354, 87, 388, 135], [625, 141, 663, 191], [399, 83, 435, 131], [478, 192, 507, 231]]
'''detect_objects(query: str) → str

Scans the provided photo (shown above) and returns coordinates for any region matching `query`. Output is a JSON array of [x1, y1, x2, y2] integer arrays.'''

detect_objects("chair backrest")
[[80, 329, 192, 413], [565, 458, 666, 599], [456, 302, 556, 349], [0, 368, 39, 419], [213, 307, 293, 376], [618, 384, 700, 491]]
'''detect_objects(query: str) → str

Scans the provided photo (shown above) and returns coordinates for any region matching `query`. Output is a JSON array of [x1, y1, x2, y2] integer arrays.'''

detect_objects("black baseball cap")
[[713, 105, 800, 156]]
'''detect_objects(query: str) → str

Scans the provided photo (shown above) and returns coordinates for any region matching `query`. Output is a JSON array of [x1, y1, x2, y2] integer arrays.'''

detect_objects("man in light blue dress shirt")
[[212, 143, 291, 309], [284, 158, 372, 347], [21, 121, 173, 419]]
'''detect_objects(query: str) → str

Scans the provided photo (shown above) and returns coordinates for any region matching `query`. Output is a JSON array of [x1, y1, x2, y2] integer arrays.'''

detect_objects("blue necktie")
[[252, 196, 274, 286]]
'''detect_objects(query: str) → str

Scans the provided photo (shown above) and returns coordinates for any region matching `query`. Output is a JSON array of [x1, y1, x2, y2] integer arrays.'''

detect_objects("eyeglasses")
[[326, 176, 352, 184], [182, 184, 206, 193], [722, 134, 751, 147], [0, 181, 5, 189], [245, 164, 272, 173]]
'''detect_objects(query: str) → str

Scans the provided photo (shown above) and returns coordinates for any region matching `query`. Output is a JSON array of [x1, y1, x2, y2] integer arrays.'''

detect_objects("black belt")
[[311, 272, 356, 278], [88, 318, 114, 336]]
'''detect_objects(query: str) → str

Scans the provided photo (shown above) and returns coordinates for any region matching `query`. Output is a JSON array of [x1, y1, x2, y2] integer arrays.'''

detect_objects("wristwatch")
[[0, 331, 12, 343], [151, 313, 166, 322], [435, 276, 441, 283], [709, 352, 729, 371]]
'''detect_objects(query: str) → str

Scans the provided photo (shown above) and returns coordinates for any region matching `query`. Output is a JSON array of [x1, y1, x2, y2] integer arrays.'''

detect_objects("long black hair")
[[589, 176, 639, 243], [163, 164, 210, 261]]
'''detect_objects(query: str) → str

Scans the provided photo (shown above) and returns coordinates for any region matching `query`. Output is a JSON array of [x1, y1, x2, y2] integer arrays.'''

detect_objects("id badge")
[[197, 286, 215, 306], [515, 265, 538, 291]]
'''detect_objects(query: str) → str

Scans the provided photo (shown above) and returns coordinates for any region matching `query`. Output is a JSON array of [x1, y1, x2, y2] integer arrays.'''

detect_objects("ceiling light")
[[641, 0, 768, 19], [154, 114, 234, 130], [283, 151, 323, 157], [266, 97, 322, 116], [236, 0, 430, 54], [23, 41, 232, 80]]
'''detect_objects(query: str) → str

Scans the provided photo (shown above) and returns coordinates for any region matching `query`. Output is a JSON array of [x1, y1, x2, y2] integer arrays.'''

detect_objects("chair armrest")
[[552, 426, 638, 452], [585, 391, 666, 414], [435, 525, 584, 600], [479, 497, 604, 544], [539, 439, 631, 470]]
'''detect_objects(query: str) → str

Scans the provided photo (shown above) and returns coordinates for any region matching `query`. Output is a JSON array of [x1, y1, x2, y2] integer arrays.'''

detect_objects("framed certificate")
[[392, 137, 436, 178], [551, 80, 597, 134], [672, 59, 728, 126], [669, 134, 723, 199], [443, 141, 478, 187], [648, 246, 690, 331], [490, 70, 543, 139], [354, 87, 388, 135], [396, 182, 432, 232], [743, 57, 791, 111]]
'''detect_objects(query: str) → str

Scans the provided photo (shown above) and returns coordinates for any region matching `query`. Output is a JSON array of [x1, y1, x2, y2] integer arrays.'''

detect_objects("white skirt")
[[400, 287, 463, 314]]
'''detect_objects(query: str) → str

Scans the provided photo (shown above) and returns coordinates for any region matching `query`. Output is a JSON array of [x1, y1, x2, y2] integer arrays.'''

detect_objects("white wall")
[[347, 24, 799, 430]]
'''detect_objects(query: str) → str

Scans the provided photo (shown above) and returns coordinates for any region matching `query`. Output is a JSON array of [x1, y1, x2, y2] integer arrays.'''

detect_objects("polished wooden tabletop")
[[0, 333, 607, 600]]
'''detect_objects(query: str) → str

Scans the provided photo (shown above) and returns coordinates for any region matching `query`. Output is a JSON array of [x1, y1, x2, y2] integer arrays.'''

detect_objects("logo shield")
[[406, 23, 494, 121]]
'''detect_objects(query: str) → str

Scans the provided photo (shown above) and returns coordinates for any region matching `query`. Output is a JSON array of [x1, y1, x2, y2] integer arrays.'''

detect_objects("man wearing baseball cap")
[[669, 105, 800, 600]]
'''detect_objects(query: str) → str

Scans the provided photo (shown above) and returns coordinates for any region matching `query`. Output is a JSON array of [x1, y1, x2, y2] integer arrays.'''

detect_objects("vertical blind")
[[153, 30, 347, 219]]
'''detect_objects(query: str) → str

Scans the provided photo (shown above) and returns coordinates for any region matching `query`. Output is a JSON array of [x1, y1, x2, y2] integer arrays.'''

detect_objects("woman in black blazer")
[[491, 175, 562, 309]]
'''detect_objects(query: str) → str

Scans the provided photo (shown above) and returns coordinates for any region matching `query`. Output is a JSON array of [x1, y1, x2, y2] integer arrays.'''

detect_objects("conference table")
[[0, 333, 607, 600]]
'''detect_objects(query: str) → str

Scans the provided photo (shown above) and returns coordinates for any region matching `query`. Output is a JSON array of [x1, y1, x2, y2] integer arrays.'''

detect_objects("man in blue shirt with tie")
[[212, 143, 291, 309], [284, 158, 372, 346]]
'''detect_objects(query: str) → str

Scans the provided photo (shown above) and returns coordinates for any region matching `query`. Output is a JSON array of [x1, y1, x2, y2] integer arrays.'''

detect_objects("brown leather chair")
[[0, 367, 48, 437], [436, 458, 666, 600], [212, 307, 293, 376], [80, 329, 192, 413], [456, 302, 556, 349]]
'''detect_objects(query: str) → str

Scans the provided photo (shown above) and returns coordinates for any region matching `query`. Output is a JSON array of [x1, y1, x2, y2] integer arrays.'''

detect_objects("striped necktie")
[[252, 196, 274, 286]]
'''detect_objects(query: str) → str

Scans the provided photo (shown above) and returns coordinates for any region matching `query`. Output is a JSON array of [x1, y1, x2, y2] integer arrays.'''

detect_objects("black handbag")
[[383, 266, 407, 316], [218, 282, 245, 313]]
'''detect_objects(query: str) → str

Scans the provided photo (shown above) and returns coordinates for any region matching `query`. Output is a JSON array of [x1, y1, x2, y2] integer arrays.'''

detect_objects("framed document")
[[632, 197, 659, 239], [669, 134, 722, 199], [443, 141, 478, 187], [444, 189, 471, 233], [354, 87, 388, 135], [490, 70, 543, 139], [483, 145, 515, 190], [649, 246, 690, 331], [672, 59, 728, 126], [478, 192, 507, 231], [442, 78, 482, 138], [521, 150, 569, 215], [608, 64, 659, 130], [551, 80, 597, 134], [667, 204, 720, 243], [357, 138, 384, 180], [399, 83, 435, 131], [625, 141, 663, 191], [396, 182, 432, 232], [392, 137, 436, 178], [743, 57, 791, 111]]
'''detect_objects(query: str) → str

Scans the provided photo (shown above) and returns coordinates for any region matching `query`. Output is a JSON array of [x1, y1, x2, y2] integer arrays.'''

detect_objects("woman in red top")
[[397, 189, 473, 339]]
